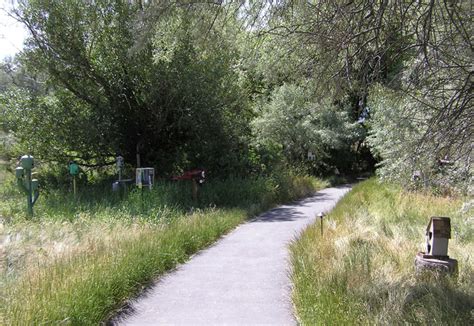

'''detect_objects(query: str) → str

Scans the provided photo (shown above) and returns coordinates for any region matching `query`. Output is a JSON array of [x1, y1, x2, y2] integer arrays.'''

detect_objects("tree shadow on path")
[[253, 191, 336, 223]]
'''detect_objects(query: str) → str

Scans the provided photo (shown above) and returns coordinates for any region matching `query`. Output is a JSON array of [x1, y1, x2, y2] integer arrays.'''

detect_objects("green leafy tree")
[[252, 83, 362, 174], [4, 0, 251, 176]]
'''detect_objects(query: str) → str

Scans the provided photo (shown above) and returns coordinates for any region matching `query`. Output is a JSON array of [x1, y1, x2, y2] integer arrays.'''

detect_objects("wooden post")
[[192, 179, 198, 202], [73, 175, 77, 199]]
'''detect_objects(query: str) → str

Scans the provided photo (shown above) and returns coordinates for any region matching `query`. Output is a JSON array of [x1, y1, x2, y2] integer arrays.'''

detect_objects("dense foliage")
[[1, 0, 250, 176], [253, 1, 472, 191], [1, 0, 471, 191], [252, 83, 363, 174]]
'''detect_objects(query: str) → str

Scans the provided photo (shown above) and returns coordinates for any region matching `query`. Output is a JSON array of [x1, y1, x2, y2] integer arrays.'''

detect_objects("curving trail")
[[118, 185, 351, 326]]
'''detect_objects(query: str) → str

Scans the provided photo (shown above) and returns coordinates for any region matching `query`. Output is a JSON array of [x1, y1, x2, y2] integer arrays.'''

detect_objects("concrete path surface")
[[118, 185, 352, 325]]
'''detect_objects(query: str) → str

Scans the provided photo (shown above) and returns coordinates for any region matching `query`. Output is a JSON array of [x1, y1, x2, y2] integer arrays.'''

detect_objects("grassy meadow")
[[0, 166, 327, 324], [291, 178, 473, 325]]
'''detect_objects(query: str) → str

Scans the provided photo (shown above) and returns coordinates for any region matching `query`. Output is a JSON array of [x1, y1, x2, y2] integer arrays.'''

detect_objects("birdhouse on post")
[[136, 168, 155, 190], [171, 169, 206, 202], [415, 216, 457, 275], [426, 217, 451, 258]]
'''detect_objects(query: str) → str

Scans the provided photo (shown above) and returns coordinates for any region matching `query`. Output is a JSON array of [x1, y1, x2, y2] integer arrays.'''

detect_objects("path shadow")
[[297, 192, 331, 206], [333, 183, 353, 189], [253, 206, 306, 223], [252, 185, 352, 223]]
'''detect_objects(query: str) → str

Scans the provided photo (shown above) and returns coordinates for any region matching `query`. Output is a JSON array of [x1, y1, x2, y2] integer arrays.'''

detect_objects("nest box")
[[426, 217, 451, 257], [69, 162, 80, 176], [136, 168, 155, 189], [20, 155, 34, 170]]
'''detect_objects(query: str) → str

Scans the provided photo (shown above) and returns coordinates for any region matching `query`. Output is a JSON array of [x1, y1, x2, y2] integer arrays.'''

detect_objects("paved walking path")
[[118, 186, 352, 325]]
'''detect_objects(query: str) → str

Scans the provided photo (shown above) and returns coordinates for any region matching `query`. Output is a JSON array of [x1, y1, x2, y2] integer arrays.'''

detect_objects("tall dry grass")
[[2, 209, 244, 324], [291, 178, 473, 325]]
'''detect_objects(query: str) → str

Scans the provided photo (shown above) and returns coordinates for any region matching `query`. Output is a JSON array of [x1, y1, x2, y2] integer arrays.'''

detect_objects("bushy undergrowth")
[[291, 178, 473, 325], [0, 171, 325, 222], [0, 171, 325, 324]]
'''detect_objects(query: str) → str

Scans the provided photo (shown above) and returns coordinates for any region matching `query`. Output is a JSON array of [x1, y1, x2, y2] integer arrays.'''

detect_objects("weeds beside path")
[[1, 174, 327, 324], [291, 178, 473, 325]]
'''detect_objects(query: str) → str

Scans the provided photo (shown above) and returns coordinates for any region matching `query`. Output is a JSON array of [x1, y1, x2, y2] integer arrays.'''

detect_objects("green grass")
[[291, 178, 473, 325], [0, 171, 327, 324], [3, 209, 244, 324]]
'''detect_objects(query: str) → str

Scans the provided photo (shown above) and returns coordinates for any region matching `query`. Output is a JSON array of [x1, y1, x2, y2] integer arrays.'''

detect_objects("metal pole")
[[320, 217, 323, 237], [192, 179, 198, 202], [141, 186, 144, 213], [26, 169, 33, 217], [318, 212, 324, 237]]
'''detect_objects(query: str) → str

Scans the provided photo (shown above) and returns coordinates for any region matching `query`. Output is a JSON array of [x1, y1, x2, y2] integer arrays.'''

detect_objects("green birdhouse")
[[20, 155, 34, 170], [69, 162, 79, 176], [16, 154, 39, 217]]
